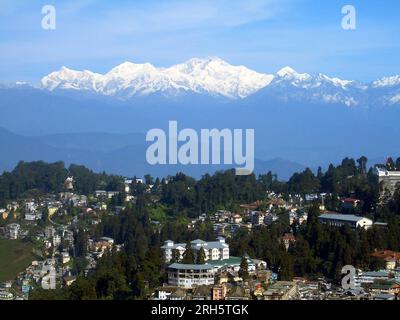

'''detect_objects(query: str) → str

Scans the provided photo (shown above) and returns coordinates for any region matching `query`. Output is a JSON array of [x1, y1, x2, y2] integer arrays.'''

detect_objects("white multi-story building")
[[53, 234, 61, 247], [45, 226, 56, 238], [61, 252, 71, 264], [375, 167, 400, 194], [124, 179, 132, 193], [161, 237, 229, 263], [25, 201, 36, 213], [288, 210, 308, 226], [7, 223, 21, 240], [167, 263, 215, 288], [41, 267, 57, 290]]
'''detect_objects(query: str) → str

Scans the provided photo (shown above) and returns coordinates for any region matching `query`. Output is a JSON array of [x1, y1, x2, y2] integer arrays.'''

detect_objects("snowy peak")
[[106, 62, 158, 77], [275, 66, 312, 85], [317, 74, 354, 88], [171, 56, 228, 73], [274, 67, 354, 88], [370, 75, 400, 106], [372, 75, 400, 88], [263, 68, 367, 107], [277, 66, 301, 77], [40, 57, 274, 99], [166, 57, 274, 98], [41, 66, 102, 92], [38, 58, 400, 106]]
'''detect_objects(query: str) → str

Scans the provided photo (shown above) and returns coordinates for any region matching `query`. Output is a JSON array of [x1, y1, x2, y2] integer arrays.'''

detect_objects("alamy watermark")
[[146, 121, 254, 175], [341, 265, 356, 290], [41, 5, 56, 30], [341, 5, 356, 30]]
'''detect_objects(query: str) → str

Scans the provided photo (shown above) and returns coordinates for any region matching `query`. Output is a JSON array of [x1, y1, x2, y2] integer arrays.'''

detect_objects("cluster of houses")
[[0, 176, 132, 299], [154, 239, 400, 300]]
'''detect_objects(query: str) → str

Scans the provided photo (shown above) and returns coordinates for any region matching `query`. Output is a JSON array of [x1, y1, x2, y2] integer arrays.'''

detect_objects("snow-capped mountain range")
[[30, 57, 400, 106], [40, 57, 273, 99]]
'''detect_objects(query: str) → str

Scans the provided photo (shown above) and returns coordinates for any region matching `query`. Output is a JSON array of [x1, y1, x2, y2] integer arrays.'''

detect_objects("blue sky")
[[0, 0, 399, 83]]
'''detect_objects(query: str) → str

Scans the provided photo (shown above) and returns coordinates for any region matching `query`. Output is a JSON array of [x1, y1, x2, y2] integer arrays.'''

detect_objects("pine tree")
[[171, 249, 181, 263], [75, 228, 88, 258], [182, 241, 195, 264], [387, 157, 395, 171], [357, 156, 368, 174], [238, 256, 249, 280], [196, 247, 206, 264], [396, 157, 400, 171]]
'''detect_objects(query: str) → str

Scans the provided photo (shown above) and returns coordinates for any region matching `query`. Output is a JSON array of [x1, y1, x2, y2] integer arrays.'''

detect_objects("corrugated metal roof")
[[168, 263, 213, 270], [319, 213, 369, 223]]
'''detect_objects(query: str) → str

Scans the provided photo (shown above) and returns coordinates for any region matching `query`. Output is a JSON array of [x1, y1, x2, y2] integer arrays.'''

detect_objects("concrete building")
[[264, 281, 299, 300], [288, 210, 308, 226], [7, 223, 21, 240], [53, 234, 61, 247], [61, 252, 71, 264], [375, 167, 400, 195], [0, 290, 14, 300], [355, 271, 390, 285], [370, 280, 400, 296], [318, 213, 373, 230], [45, 226, 56, 238], [167, 263, 215, 288], [25, 201, 36, 213], [212, 284, 227, 300], [25, 212, 42, 221], [161, 237, 229, 263], [64, 177, 74, 191], [207, 255, 267, 274]]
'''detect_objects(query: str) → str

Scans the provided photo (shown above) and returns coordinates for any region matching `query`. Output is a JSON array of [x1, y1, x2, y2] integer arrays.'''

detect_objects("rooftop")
[[319, 213, 371, 223], [168, 263, 213, 270], [371, 250, 400, 261], [161, 238, 228, 250], [375, 167, 400, 177], [359, 271, 390, 277], [207, 256, 255, 268]]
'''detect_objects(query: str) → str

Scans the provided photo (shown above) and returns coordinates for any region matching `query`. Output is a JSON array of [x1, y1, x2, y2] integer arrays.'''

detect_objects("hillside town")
[[1, 158, 400, 301]]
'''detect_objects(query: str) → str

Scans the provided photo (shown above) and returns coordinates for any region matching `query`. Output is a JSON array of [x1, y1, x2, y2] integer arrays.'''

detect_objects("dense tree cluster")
[[0, 161, 125, 206], [228, 204, 400, 282]]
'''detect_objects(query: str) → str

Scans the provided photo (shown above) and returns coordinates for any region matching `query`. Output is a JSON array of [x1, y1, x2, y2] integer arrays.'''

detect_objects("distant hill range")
[[0, 127, 305, 180]]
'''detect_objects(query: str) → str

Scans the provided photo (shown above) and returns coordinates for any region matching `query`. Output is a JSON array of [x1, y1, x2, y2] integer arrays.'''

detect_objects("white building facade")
[[167, 263, 215, 288], [375, 167, 400, 194], [319, 213, 373, 230], [161, 237, 229, 263]]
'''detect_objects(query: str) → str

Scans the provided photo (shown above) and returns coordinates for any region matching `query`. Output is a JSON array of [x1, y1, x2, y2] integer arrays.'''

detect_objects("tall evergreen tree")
[[196, 247, 206, 264], [182, 241, 195, 264], [396, 157, 400, 171], [238, 256, 249, 280], [171, 249, 181, 263], [75, 228, 88, 258]]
